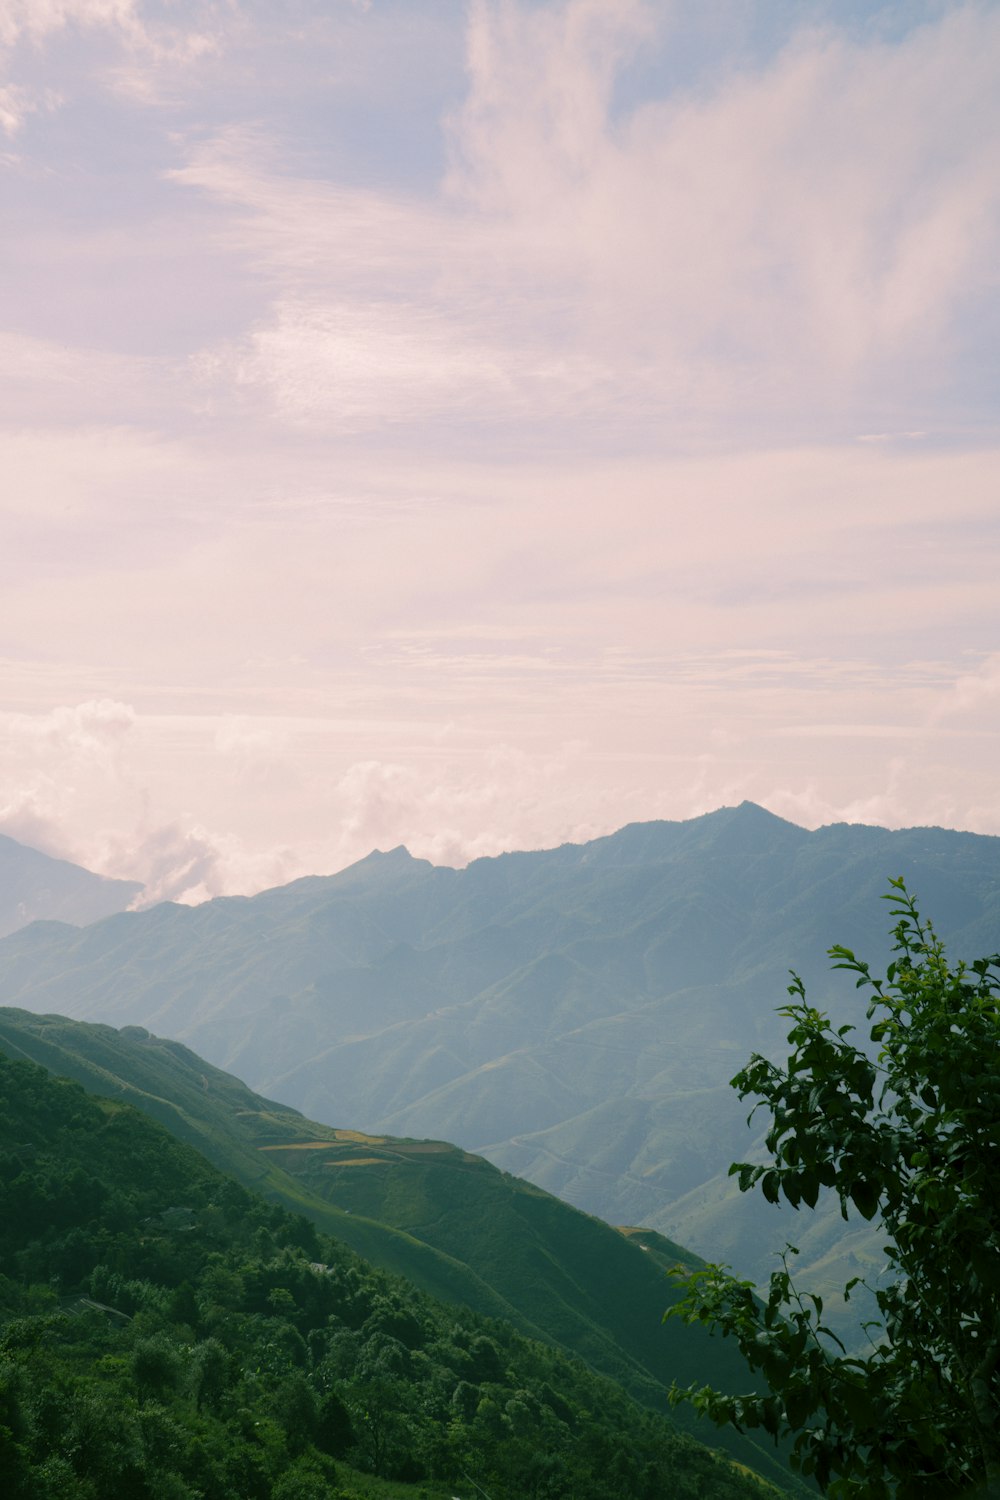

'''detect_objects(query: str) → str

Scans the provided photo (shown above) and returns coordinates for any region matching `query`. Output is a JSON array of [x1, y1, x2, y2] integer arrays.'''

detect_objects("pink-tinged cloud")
[[166, 2, 1000, 445], [0, 2, 998, 895]]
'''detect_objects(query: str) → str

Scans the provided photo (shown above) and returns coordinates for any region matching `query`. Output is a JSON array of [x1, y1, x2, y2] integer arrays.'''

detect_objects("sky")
[[1, 0, 999, 904]]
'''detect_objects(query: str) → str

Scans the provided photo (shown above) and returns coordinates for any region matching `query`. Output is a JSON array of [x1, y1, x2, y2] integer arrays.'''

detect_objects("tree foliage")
[[666, 879, 1000, 1498]]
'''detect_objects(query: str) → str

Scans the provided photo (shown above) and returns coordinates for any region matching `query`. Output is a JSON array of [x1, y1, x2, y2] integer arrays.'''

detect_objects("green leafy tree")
[[190, 1336, 229, 1412], [667, 880, 1000, 1497], [130, 1334, 181, 1403], [314, 1388, 354, 1458]]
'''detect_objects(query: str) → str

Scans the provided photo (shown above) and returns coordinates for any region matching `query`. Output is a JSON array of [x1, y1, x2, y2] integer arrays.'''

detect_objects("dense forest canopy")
[[0, 1052, 780, 1499]]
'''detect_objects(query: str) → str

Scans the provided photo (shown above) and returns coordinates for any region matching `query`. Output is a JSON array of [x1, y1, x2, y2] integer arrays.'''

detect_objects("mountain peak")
[[356, 844, 416, 865], [330, 843, 432, 889], [708, 800, 801, 827], [696, 800, 808, 847]]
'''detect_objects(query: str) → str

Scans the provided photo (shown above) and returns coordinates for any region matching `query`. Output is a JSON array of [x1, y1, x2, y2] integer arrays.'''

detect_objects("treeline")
[[0, 1054, 773, 1499]]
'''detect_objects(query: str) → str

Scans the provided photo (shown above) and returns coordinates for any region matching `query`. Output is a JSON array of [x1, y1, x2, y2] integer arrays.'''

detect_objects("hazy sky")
[[2, 0, 999, 902]]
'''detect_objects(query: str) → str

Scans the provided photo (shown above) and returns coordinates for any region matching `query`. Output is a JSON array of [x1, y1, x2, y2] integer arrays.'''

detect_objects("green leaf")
[[838, 1379, 876, 1430], [760, 1170, 780, 1205], [799, 1169, 820, 1209], [849, 1178, 880, 1221], [784, 1383, 813, 1430]]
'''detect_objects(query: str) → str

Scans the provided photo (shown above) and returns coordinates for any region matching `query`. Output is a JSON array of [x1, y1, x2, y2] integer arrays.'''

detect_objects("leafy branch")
[[665, 881, 1000, 1498]]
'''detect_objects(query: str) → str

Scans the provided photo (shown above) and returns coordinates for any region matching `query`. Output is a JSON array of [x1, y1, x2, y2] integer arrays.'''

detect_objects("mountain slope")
[[0, 1005, 799, 1490], [0, 1005, 528, 1329], [0, 1048, 784, 1499], [0, 831, 143, 937]]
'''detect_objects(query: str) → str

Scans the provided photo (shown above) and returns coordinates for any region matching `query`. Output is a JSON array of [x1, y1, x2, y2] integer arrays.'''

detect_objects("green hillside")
[[0, 1006, 801, 1491], [0, 1007, 529, 1329], [0, 1049, 783, 1499]]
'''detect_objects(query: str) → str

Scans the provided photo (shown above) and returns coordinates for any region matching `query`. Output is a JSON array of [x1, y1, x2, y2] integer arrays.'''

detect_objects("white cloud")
[[0, 700, 137, 858], [0, 0, 223, 131], [227, 298, 518, 432], [177, 2, 1000, 445], [761, 768, 997, 840], [0, 700, 301, 900], [0, 783, 70, 854], [453, 0, 1000, 375], [326, 743, 612, 870], [0, 79, 60, 132], [932, 653, 1000, 723], [2, 698, 135, 766], [115, 819, 221, 906], [0, 0, 140, 50], [448, 0, 655, 212]]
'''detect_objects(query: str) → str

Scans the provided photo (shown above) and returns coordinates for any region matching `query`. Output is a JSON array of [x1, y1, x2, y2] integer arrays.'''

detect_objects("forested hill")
[[0, 1050, 786, 1499], [0, 1005, 799, 1490]]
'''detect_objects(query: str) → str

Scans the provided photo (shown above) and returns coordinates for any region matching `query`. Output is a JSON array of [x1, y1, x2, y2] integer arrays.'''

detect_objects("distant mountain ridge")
[[0, 831, 143, 937], [1, 802, 998, 1327]]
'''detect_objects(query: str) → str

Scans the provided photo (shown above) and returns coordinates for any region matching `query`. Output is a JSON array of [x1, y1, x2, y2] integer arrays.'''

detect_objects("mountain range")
[[2, 802, 998, 1330]]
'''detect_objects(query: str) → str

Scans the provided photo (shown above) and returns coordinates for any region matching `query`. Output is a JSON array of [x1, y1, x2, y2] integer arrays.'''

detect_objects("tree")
[[666, 880, 1000, 1498]]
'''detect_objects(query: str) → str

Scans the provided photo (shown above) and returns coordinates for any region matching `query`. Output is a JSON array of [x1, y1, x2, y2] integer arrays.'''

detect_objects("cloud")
[[447, 0, 655, 211], [449, 0, 1000, 376], [327, 743, 627, 871], [179, 1, 1000, 446], [0, 699, 137, 858], [0, 79, 60, 132], [760, 766, 993, 839], [84, 808, 302, 907], [0, 0, 140, 51], [0, 699, 301, 901], [0, 784, 70, 854], [117, 820, 221, 906], [3, 663, 999, 909], [1, 737, 613, 903], [2, 698, 135, 767], [224, 297, 521, 433], [0, 0, 222, 131], [932, 653, 1000, 723], [213, 717, 296, 793]]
